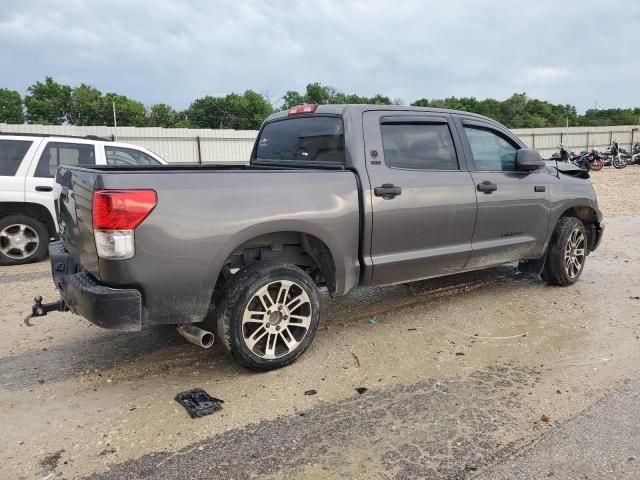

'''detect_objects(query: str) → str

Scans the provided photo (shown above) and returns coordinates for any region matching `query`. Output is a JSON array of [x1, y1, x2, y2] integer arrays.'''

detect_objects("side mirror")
[[515, 149, 544, 171]]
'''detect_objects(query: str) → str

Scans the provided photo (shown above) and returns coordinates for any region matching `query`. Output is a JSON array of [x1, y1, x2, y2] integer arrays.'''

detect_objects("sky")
[[1, 0, 639, 112]]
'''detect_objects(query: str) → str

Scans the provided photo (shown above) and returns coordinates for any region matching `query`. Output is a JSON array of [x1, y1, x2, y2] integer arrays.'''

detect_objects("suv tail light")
[[288, 104, 317, 115], [93, 190, 157, 260]]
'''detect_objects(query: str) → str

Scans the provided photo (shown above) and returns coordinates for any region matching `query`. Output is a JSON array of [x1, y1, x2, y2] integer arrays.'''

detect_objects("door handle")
[[35, 186, 53, 192], [374, 183, 402, 199], [477, 181, 497, 193]]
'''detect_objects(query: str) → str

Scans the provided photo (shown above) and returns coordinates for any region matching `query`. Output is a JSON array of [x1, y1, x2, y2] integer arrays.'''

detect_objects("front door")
[[456, 119, 551, 269], [363, 111, 478, 286]]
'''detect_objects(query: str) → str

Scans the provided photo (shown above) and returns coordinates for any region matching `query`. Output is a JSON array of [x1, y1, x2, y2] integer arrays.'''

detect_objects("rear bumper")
[[49, 241, 142, 331]]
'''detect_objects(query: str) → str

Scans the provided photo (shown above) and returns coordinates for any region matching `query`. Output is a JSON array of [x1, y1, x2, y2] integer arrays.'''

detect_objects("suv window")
[[106, 146, 161, 166], [255, 116, 344, 164], [380, 122, 458, 170], [35, 142, 96, 178], [464, 127, 518, 171], [0, 139, 32, 176]]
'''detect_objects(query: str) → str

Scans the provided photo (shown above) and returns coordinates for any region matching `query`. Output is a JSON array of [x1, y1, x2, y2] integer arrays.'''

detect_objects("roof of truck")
[[265, 104, 498, 124]]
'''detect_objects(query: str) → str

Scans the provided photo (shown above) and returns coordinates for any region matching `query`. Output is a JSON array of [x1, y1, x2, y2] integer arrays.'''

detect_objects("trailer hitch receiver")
[[31, 295, 68, 317]]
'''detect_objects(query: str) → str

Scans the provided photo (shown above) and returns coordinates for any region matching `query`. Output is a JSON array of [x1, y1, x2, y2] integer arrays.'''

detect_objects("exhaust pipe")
[[177, 325, 214, 349]]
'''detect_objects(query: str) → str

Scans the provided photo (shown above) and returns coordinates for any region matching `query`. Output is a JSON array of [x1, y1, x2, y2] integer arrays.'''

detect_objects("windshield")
[[255, 116, 344, 165]]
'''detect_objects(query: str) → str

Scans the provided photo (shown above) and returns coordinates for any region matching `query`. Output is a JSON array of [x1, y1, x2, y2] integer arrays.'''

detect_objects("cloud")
[[1, 0, 638, 111]]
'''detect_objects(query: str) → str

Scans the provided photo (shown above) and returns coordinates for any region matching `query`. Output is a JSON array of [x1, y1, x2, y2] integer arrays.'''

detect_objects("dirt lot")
[[1, 167, 640, 479]]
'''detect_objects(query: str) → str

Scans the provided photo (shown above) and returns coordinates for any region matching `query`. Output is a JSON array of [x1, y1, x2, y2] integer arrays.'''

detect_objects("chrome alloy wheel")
[[564, 228, 586, 279], [0, 224, 40, 260], [241, 280, 313, 360]]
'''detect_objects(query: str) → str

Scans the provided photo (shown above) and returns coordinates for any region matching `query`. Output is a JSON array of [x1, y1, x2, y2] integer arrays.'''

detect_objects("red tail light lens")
[[93, 190, 157, 230], [288, 104, 317, 115]]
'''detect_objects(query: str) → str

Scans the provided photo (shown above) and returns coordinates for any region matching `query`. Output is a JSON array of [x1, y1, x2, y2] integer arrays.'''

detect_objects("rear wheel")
[[541, 217, 587, 286], [215, 261, 321, 371], [0, 215, 49, 266]]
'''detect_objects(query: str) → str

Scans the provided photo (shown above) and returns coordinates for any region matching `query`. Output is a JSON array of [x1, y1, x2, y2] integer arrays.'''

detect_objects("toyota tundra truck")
[[35, 104, 604, 371]]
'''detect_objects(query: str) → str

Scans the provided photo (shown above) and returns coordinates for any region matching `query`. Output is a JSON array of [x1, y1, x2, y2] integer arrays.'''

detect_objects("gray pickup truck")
[[37, 104, 603, 370]]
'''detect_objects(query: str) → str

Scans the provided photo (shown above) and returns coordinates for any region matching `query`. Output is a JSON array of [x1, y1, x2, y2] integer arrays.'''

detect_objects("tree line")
[[1, 77, 638, 130]]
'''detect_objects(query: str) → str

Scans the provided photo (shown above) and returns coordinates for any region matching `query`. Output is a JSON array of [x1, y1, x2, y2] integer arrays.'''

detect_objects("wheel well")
[[0, 202, 56, 238], [559, 206, 599, 250], [216, 232, 337, 295]]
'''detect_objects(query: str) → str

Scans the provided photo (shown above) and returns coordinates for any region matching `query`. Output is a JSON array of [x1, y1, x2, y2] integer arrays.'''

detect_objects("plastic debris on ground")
[[304, 389, 317, 396], [175, 388, 224, 418], [368, 318, 377, 325], [355, 387, 368, 395]]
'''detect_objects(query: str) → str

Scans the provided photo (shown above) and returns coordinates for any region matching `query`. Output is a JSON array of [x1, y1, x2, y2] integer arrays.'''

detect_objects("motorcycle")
[[551, 144, 591, 171], [609, 141, 628, 169], [628, 142, 640, 166]]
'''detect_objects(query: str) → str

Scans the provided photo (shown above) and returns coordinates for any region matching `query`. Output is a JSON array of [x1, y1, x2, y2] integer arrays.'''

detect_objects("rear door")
[[363, 111, 477, 286], [0, 137, 40, 205], [455, 117, 551, 268]]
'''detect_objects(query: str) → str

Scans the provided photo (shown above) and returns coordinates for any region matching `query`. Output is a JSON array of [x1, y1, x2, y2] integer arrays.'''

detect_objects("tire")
[[0, 215, 49, 266], [215, 261, 321, 371], [590, 159, 604, 171], [612, 156, 627, 169], [541, 217, 588, 286]]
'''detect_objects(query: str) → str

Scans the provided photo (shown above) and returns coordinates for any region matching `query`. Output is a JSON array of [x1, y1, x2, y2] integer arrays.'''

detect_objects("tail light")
[[288, 104, 317, 115], [92, 190, 157, 260]]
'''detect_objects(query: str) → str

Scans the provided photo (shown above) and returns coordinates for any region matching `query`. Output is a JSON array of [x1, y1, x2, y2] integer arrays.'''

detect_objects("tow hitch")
[[30, 295, 68, 318]]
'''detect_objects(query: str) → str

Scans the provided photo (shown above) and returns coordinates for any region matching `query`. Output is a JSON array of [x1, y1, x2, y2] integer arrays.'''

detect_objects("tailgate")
[[55, 166, 100, 277]]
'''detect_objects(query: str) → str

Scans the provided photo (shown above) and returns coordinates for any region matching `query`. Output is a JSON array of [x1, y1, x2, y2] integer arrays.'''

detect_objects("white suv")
[[0, 133, 167, 265]]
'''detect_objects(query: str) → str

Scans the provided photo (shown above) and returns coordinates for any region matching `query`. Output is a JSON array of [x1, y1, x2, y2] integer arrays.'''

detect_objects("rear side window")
[[35, 142, 96, 178], [0, 139, 32, 176], [381, 122, 458, 170], [106, 146, 161, 166], [255, 116, 344, 165]]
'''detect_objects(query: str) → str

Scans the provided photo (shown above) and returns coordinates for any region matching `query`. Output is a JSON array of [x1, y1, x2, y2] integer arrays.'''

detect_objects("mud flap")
[[518, 253, 547, 275]]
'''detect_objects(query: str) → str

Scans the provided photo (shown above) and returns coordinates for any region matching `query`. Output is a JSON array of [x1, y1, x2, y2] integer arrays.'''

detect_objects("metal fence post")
[[196, 136, 202, 164]]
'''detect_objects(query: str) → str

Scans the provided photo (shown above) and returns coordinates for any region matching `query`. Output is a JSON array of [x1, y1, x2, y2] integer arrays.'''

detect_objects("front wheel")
[[541, 217, 588, 286], [612, 156, 627, 169], [215, 261, 321, 371], [590, 159, 604, 171]]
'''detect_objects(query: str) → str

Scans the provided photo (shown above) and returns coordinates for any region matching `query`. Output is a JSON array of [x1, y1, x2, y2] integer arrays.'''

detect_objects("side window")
[[380, 122, 458, 170], [0, 140, 32, 176], [35, 142, 96, 178], [464, 127, 518, 171], [105, 146, 161, 166]]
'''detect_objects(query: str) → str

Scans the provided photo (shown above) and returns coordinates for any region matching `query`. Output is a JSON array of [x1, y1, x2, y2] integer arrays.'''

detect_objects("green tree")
[[106, 93, 147, 127], [148, 103, 178, 127], [187, 91, 273, 129], [0, 88, 24, 123], [24, 76, 72, 124], [68, 83, 105, 125]]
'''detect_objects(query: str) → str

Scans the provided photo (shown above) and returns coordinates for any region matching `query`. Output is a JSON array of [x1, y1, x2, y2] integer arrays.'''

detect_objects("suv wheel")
[[0, 215, 49, 266], [541, 217, 587, 286], [215, 262, 321, 371]]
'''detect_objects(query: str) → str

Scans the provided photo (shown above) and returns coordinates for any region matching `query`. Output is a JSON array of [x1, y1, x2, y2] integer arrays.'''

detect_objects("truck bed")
[[55, 164, 361, 327]]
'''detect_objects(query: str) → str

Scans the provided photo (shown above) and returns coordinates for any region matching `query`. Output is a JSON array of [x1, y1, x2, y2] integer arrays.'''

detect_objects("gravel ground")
[[1, 167, 639, 479], [590, 166, 640, 217]]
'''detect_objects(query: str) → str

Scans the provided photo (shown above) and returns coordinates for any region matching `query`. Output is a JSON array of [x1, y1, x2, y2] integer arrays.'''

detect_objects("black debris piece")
[[629, 296, 640, 300], [355, 387, 368, 395], [455, 352, 465, 356], [175, 388, 224, 418], [304, 389, 317, 396]]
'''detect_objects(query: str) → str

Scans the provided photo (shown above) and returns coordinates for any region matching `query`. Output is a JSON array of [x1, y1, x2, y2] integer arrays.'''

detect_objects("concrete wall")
[[2, 123, 639, 163]]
